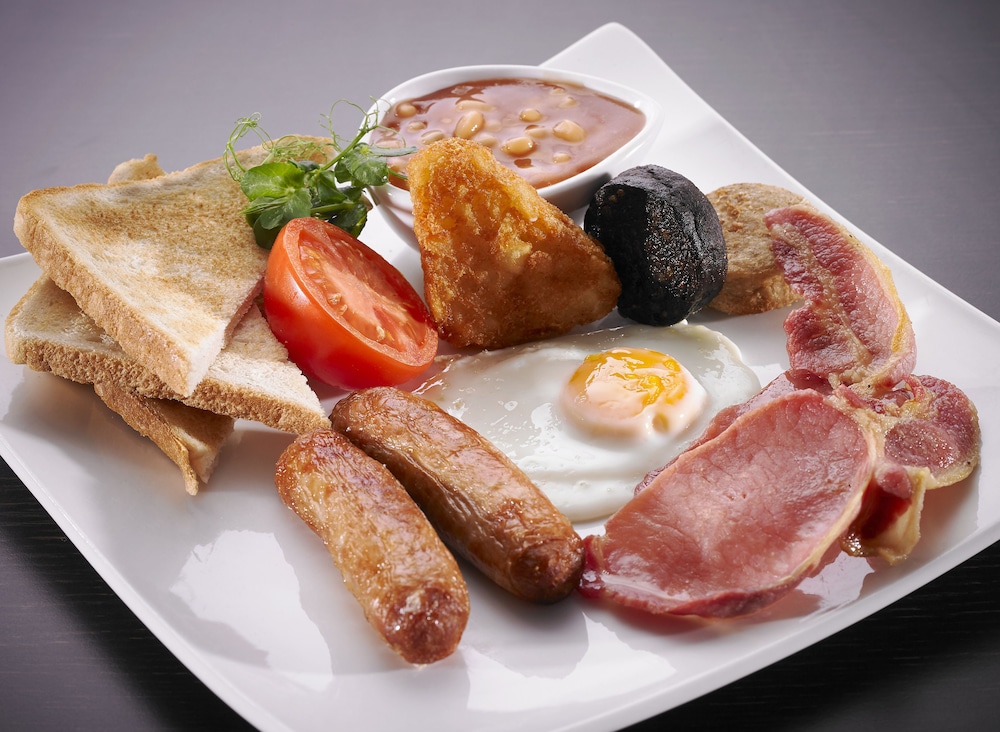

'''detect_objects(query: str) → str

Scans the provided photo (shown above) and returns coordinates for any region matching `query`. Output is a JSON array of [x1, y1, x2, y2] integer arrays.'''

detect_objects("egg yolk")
[[560, 347, 707, 438]]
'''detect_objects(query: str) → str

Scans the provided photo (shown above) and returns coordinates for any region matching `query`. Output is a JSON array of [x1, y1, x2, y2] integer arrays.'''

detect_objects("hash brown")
[[407, 138, 620, 349]]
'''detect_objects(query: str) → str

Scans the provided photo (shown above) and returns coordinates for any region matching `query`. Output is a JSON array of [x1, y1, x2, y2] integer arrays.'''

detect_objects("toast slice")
[[5, 276, 330, 434], [108, 153, 167, 184], [93, 380, 234, 495], [13, 144, 278, 397], [6, 148, 330, 494]]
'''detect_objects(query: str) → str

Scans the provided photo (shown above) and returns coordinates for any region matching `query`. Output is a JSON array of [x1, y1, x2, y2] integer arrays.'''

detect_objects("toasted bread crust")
[[7, 143, 332, 493], [6, 277, 329, 434], [706, 182, 806, 315], [12, 144, 290, 396], [107, 153, 166, 184], [93, 381, 234, 495], [408, 138, 620, 349]]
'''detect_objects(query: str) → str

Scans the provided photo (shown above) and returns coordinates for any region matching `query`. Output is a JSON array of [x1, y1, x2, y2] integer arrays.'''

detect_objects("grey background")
[[2, 1, 999, 730]]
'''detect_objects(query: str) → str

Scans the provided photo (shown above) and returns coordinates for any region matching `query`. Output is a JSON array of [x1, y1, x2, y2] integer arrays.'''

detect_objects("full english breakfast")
[[3, 74, 982, 664]]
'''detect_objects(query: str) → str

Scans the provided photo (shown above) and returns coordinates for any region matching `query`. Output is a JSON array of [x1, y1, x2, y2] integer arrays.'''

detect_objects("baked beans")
[[373, 77, 646, 189]]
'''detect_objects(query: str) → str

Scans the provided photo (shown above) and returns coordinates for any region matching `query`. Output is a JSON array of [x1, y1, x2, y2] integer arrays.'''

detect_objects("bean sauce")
[[372, 77, 646, 189]]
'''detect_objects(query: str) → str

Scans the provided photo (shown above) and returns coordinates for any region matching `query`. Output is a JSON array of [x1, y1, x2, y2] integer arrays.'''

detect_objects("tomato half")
[[263, 218, 438, 389]]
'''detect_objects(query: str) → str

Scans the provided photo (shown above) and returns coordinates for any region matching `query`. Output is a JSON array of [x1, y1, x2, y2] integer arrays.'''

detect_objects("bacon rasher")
[[579, 205, 980, 618], [768, 205, 917, 390]]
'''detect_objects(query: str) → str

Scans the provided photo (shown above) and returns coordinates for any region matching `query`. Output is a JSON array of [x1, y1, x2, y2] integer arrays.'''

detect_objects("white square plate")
[[1, 22, 997, 732]]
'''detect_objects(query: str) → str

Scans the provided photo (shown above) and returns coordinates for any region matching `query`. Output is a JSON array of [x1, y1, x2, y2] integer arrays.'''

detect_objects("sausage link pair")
[[330, 387, 585, 604], [275, 429, 469, 665]]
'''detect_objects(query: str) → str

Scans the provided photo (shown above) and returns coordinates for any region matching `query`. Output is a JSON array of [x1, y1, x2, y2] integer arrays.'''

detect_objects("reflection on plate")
[[1, 21, 998, 732]]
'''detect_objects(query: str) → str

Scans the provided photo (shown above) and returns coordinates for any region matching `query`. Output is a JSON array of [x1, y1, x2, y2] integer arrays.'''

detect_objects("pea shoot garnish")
[[224, 101, 414, 249]]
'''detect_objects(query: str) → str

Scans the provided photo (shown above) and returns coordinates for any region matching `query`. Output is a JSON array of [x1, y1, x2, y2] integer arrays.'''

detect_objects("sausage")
[[330, 387, 585, 603], [274, 429, 469, 664]]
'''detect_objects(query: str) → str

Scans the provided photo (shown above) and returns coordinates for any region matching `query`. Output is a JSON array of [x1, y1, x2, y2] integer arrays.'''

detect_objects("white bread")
[[13, 145, 275, 397], [93, 380, 234, 495], [5, 276, 330, 434], [107, 153, 166, 184], [6, 144, 331, 493]]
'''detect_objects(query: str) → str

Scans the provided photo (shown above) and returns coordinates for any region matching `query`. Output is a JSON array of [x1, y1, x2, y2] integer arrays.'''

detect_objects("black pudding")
[[584, 165, 727, 326]]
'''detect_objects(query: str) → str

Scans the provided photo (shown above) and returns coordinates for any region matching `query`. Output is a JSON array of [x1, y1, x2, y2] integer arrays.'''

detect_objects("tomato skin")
[[263, 218, 438, 389]]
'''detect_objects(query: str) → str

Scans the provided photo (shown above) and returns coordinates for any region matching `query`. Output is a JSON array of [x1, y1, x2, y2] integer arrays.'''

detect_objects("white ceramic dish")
[[1, 22, 998, 732], [366, 63, 664, 245]]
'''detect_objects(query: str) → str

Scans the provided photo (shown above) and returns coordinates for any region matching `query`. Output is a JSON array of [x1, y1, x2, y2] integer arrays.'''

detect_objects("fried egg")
[[415, 323, 761, 522]]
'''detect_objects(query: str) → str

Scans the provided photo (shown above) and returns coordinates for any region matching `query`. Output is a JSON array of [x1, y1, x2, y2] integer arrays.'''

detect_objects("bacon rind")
[[767, 205, 917, 390], [838, 375, 981, 562], [764, 207, 977, 562], [882, 376, 981, 488]]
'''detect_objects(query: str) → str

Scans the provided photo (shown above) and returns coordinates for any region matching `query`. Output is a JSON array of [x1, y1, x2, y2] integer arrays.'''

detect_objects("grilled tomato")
[[263, 218, 438, 389]]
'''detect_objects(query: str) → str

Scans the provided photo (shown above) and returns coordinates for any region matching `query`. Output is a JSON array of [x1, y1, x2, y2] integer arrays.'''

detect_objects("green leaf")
[[240, 162, 305, 200], [339, 184, 366, 203], [312, 169, 350, 205], [256, 206, 286, 231], [338, 144, 391, 187], [294, 159, 321, 174], [333, 205, 368, 237], [241, 194, 281, 217], [226, 101, 416, 248], [251, 216, 280, 250], [257, 188, 312, 230]]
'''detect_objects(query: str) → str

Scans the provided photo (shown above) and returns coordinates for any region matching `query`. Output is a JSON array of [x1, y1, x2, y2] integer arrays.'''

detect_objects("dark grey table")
[[2, 1, 998, 729]]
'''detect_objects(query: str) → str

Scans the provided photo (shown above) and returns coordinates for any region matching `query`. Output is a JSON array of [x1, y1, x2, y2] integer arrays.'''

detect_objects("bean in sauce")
[[372, 77, 646, 189]]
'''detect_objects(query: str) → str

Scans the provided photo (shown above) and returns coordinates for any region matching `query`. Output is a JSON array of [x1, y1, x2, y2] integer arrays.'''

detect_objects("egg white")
[[415, 323, 761, 522]]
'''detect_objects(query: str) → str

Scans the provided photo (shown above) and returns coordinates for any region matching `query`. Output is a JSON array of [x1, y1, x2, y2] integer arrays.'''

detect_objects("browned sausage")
[[274, 429, 469, 665], [330, 387, 585, 604]]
